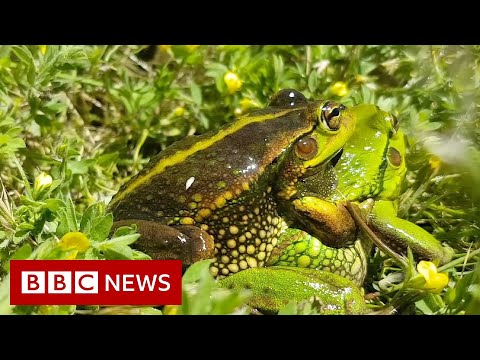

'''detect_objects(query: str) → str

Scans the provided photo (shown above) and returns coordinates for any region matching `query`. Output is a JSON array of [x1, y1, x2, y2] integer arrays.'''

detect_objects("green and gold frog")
[[109, 89, 357, 278], [221, 103, 454, 313]]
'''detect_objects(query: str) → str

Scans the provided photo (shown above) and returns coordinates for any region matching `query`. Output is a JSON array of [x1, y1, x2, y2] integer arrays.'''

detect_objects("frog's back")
[[110, 107, 313, 223]]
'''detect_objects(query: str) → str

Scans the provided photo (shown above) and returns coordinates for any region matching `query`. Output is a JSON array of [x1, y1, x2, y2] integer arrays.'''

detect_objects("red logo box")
[[10, 260, 182, 306]]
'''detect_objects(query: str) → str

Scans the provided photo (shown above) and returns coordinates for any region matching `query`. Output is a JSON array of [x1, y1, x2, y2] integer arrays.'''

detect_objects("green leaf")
[[0, 274, 13, 315], [278, 301, 298, 315], [182, 259, 213, 284], [103, 243, 133, 259], [56, 197, 78, 237], [89, 214, 113, 242], [80, 203, 102, 233], [11, 46, 36, 85], [10, 243, 33, 261], [191, 83, 202, 105], [97, 233, 140, 248]]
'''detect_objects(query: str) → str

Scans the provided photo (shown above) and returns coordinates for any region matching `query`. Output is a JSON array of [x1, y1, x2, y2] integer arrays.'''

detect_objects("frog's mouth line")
[[302, 148, 344, 178]]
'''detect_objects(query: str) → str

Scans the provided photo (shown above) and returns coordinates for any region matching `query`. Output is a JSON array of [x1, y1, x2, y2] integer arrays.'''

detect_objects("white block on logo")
[[75, 271, 98, 294], [48, 271, 72, 293], [22, 271, 45, 294]]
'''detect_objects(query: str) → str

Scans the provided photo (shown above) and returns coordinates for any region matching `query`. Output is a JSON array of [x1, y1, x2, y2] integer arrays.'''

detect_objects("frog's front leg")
[[366, 200, 454, 265], [113, 220, 215, 269], [288, 196, 358, 248]]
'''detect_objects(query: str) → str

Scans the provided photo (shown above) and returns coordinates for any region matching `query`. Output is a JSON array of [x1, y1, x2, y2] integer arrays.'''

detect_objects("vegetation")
[[0, 45, 478, 315]]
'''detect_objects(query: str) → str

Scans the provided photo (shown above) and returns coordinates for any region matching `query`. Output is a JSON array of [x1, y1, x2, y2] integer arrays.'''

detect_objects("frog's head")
[[331, 103, 407, 202], [272, 89, 357, 201]]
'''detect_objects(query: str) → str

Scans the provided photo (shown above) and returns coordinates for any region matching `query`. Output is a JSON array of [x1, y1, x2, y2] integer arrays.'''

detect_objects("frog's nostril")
[[330, 149, 343, 167]]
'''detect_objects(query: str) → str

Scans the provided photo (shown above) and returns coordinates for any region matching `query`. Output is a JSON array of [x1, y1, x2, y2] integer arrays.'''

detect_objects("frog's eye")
[[295, 136, 318, 160], [387, 147, 402, 167], [269, 89, 308, 108], [321, 101, 345, 131]]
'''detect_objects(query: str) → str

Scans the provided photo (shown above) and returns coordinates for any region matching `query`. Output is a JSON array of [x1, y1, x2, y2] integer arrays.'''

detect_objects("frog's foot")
[[113, 220, 215, 268], [219, 266, 367, 314], [344, 200, 454, 267]]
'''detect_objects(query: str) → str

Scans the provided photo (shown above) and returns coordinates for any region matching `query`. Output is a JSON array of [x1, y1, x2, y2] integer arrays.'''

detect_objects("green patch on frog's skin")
[[262, 104, 452, 288], [109, 89, 357, 278], [219, 266, 367, 314], [267, 228, 369, 287]]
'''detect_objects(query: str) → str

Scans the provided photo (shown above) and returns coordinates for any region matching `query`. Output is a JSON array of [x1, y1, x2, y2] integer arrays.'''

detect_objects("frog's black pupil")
[[269, 89, 307, 108], [329, 108, 340, 119]]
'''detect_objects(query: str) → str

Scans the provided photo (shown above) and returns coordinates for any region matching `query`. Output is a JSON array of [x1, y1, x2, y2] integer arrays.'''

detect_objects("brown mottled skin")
[[109, 90, 356, 278]]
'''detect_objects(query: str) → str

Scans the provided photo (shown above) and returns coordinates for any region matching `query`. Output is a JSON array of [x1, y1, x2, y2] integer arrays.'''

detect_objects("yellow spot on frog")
[[246, 257, 258, 268], [188, 202, 197, 209], [197, 208, 211, 219], [191, 194, 202, 202], [325, 249, 333, 259], [242, 182, 250, 191], [224, 191, 233, 200], [210, 267, 219, 277], [297, 255, 311, 268], [238, 245, 246, 253], [308, 239, 321, 257], [257, 251, 266, 261], [247, 245, 256, 255], [239, 260, 248, 269], [59, 232, 90, 252], [229, 225, 239, 235], [215, 196, 227, 208], [216, 181, 226, 189], [227, 264, 239, 273], [227, 239, 237, 248], [180, 217, 195, 225], [294, 242, 307, 253]]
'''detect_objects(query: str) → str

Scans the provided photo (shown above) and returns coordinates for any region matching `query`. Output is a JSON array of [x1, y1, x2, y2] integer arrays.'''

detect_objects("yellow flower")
[[174, 106, 186, 117], [330, 81, 349, 97], [34, 172, 52, 192], [39, 45, 47, 55], [429, 155, 442, 170], [417, 260, 449, 293], [224, 71, 243, 94], [59, 232, 90, 253]]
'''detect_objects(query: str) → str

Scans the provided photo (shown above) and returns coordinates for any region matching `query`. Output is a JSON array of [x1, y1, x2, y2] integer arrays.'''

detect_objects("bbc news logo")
[[10, 260, 182, 305]]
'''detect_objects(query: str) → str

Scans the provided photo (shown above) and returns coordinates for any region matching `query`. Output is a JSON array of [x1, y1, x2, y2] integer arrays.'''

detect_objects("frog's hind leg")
[[112, 220, 215, 270]]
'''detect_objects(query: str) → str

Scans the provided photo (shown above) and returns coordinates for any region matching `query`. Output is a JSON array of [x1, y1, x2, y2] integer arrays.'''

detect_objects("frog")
[[220, 103, 454, 313], [109, 89, 358, 279]]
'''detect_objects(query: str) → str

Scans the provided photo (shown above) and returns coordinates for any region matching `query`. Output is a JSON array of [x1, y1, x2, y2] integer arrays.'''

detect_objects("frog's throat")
[[110, 109, 296, 206]]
